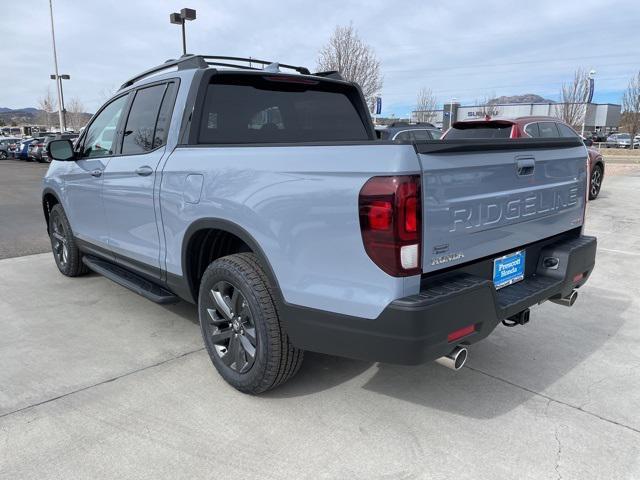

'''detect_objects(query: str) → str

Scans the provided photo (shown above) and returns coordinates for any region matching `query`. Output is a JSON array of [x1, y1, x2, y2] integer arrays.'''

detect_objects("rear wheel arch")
[[42, 189, 61, 234], [181, 219, 283, 305]]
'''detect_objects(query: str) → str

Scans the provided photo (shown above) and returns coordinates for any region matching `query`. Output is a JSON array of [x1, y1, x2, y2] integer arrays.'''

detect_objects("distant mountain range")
[[486, 94, 556, 105], [0, 107, 92, 126]]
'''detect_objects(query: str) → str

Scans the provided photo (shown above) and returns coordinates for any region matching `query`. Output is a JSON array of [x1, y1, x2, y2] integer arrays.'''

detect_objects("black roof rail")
[[120, 54, 207, 90], [119, 54, 315, 90], [200, 56, 311, 75]]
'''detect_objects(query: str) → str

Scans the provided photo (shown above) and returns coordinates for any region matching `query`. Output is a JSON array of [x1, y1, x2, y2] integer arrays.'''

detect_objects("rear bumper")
[[282, 234, 596, 365]]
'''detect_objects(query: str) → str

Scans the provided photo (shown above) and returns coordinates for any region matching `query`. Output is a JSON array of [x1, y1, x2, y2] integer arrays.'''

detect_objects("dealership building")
[[412, 102, 622, 133]]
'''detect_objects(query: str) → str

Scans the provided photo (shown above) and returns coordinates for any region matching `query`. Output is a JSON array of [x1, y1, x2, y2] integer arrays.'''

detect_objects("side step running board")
[[82, 256, 179, 304]]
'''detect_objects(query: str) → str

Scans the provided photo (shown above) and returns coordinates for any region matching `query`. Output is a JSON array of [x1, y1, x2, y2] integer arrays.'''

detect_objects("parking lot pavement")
[[1, 174, 640, 479], [0, 160, 50, 259]]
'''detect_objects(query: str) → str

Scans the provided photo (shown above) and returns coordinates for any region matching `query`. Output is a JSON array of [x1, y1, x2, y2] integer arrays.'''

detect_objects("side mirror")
[[47, 139, 75, 161], [583, 138, 593, 147]]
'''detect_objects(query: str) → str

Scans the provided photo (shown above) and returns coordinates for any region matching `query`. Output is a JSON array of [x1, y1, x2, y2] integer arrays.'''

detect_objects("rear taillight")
[[359, 175, 422, 276]]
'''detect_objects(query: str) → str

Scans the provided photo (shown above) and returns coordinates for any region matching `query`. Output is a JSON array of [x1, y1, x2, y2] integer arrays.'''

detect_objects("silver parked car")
[[605, 133, 632, 148]]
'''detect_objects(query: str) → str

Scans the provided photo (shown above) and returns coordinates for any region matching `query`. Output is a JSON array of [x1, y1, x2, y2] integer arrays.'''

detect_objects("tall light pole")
[[48, 0, 66, 132], [581, 70, 596, 138], [170, 8, 197, 55], [50, 74, 70, 132]]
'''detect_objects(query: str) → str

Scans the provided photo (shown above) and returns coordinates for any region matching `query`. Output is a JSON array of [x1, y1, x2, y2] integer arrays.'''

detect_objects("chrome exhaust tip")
[[435, 346, 468, 371], [550, 289, 578, 307]]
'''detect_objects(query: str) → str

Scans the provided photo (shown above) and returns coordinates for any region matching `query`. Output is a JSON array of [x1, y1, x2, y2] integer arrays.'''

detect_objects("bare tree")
[[622, 71, 640, 145], [98, 84, 118, 103], [474, 93, 499, 117], [37, 87, 57, 130], [415, 88, 438, 123], [317, 23, 383, 108], [66, 97, 88, 132], [558, 68, 590, 130]]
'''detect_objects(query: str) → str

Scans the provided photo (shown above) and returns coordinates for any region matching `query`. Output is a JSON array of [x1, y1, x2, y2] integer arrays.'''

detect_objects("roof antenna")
[[263, 62, 280, 73]]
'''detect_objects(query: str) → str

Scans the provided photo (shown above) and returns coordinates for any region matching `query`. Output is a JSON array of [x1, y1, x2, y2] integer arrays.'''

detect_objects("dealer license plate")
[[493, 250, 525, 289]]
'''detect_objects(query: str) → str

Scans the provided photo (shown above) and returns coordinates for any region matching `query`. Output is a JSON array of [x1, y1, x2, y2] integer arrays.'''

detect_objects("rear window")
[[556, 123, 579, 138], [198, 75, 370, 144], [445, 123, 513, 139], [538, 122, 560, 138]]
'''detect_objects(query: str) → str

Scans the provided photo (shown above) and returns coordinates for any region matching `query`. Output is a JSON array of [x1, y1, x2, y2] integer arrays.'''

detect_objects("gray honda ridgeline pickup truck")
[[43, 55, 597, 393]]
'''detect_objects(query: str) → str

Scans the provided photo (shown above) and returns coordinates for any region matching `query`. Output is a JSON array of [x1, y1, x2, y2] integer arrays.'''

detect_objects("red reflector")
[[368, 200, 392, 230], [573, 272, 584, 283], [448, 324, 476, 343]]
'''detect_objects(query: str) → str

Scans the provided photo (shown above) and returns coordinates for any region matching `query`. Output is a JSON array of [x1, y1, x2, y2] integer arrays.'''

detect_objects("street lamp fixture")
[[170, 8, 197, 56]]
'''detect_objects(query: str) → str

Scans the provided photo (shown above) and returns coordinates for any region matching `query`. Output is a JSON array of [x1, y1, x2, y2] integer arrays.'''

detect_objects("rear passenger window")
[[556, 123, 579, 138], [393, 131, 414, 142], [524, 123, 540, 137], [411, 130, 432, 141], [122, 84, 172, 155], [538, 122, 560, 138]]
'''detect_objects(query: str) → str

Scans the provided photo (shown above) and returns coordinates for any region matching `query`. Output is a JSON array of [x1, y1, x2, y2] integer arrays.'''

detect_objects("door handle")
[[516, 158, 535, 176], [90, 169, 103, 177], [135, 165, 153, 176]]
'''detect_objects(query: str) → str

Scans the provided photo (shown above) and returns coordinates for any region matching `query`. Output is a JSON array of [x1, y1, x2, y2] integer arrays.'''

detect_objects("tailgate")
[[416, 138, 588, 273]]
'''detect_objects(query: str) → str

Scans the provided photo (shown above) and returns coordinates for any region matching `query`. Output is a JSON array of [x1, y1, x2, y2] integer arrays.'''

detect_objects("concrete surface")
[[1, 173, 640, 479], [0, 160, 50, 259]]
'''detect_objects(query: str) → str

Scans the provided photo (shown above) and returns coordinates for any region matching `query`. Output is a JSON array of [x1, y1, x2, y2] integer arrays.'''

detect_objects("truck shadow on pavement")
[[271, 286, 630, 419]]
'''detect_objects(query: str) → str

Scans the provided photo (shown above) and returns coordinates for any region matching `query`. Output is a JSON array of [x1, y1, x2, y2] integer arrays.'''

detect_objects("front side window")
[[121, 84, 167, 155], [80, 94, 128, 158]]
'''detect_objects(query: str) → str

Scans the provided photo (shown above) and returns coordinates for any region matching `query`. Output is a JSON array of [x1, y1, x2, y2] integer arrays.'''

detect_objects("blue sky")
[[1, 0, 638, 116]]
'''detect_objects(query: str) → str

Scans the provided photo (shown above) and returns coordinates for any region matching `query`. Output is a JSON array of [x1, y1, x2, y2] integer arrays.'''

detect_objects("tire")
[[0, 151, 7, 159], [48, 204, 89, 277], [589, 164, 603, 200], [198, 253, 304, 394]]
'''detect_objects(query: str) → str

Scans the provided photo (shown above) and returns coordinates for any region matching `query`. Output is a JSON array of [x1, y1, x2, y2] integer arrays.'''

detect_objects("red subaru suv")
[[443, 116, 605, 199]]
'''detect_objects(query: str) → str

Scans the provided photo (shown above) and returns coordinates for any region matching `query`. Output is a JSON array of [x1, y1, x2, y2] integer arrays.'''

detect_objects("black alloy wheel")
[[590, 164, 603, 200], [202, 280, 257, 373]]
